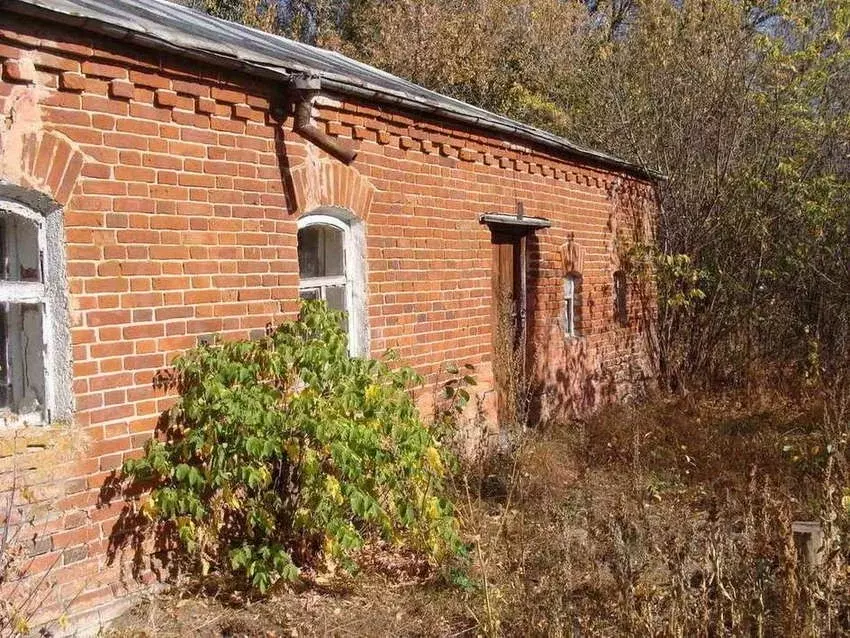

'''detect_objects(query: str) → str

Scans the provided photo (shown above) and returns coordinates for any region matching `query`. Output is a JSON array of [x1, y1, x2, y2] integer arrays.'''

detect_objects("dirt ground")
[[107, 575, 476, 637], [106, 392, 850, 637]]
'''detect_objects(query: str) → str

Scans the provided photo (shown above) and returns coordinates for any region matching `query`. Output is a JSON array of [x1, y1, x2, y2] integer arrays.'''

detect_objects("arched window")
[[0, 198, 69, 426], [563, 274, 581, 338], [297, 213, 367, 355]]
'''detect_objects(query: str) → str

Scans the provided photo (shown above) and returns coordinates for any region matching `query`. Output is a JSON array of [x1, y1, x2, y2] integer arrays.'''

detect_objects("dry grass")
[[107, 574, 475, 637], [107, 391, 850, 637]]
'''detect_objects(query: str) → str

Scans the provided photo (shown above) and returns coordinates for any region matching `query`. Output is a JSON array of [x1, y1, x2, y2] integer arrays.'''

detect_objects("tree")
[[177, 0, 278, 31]]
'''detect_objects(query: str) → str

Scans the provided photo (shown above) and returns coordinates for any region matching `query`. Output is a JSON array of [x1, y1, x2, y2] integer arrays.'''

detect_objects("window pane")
[[297, 224, 344, 279], [297, 226, 321, 278], [563, 277, 574, 300], [0, 304, 7, 409], [322, 226, 344, 277], [299, 287, 321, 301], [325, 285, 348, 333], [0, 303, 45, 418], [0, 215, 41, 283], [325, 285, 347, 313]]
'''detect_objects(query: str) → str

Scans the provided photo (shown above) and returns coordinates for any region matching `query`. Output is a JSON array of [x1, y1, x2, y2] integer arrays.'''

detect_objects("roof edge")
[[320, 76, 664, 181], [3, 0, 663, 181]]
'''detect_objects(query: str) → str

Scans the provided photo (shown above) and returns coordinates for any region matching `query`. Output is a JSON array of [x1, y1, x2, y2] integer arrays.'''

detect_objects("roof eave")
[[3, 0, 663, 182]]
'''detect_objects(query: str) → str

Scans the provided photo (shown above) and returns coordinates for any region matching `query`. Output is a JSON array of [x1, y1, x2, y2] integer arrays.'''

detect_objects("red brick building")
[[0, 0, 657, 631]]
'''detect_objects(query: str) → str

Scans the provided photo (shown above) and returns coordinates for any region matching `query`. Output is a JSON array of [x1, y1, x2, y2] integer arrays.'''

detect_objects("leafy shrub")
[[123, 301, 464, 592], [432, 362, 477, 440]]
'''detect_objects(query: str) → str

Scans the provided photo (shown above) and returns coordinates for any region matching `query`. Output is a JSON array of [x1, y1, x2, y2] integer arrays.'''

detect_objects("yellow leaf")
[[14, 615, 29, 634], [425, 447, 444, 475], [141, 498, 159, 520]]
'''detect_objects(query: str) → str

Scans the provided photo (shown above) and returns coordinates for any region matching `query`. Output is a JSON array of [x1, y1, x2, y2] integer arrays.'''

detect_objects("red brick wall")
[[0, 14, 655, 630]]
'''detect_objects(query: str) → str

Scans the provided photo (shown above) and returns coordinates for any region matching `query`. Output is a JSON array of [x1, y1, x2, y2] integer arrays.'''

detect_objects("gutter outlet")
[[290, 74, 357, 164]]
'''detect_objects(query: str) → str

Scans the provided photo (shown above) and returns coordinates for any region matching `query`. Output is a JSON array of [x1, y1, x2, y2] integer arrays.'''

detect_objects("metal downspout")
[[290, 74, 357, 164]]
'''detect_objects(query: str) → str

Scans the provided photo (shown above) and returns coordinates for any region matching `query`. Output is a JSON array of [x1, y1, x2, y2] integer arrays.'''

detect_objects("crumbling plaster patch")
[[1, 83, 49, 185], [1, 77, 87, 206]]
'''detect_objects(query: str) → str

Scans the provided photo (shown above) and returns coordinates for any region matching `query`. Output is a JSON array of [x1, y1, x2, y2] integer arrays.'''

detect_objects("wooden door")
[[491, 230, 525, 425]]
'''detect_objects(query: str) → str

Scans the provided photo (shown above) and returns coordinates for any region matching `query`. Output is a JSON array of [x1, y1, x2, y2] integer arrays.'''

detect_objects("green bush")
[[123, 301, 464, 592]]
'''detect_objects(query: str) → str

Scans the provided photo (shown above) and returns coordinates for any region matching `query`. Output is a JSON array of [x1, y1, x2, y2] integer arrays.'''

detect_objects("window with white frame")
[[297, 213, 366, 355], [0, 201, 53, 425], [563, 274, 580, 338]]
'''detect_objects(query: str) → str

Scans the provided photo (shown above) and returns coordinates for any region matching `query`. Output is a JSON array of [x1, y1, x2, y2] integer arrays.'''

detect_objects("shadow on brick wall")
[[98, 372, 182, 586], [525, 232, 617, 423], [525, 210, 655, 425], [273, 111, 300, 217]]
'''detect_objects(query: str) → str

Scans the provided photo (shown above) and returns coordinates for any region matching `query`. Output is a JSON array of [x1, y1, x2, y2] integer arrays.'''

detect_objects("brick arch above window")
[[288, 159, 377, 221], [1, 131, 85, 208], [560, 238, 585, 275]]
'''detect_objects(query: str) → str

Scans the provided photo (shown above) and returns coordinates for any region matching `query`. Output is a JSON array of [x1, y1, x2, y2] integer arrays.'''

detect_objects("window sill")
[[0, 410, 45, 429]]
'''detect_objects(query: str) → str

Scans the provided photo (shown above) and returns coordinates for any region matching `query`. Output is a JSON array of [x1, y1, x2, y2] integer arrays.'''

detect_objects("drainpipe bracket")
[[291, 73, 322, 93]]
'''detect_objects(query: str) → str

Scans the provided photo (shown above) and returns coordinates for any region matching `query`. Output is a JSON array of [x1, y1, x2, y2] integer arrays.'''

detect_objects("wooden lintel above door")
[[479, 213, 551, 234]]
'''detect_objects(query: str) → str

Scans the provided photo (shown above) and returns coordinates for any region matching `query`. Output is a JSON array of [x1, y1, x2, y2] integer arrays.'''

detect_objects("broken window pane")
[[299, 287, 320, 301], [0, 302, 45, 419]]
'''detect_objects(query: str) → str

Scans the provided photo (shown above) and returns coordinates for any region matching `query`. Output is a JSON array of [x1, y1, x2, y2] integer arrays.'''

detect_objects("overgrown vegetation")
[[500, 397, 850, 635], [0, 473, 65, 637], [111, 394, 850, 636], [122, 302, 464, 593], [142, 1, 850, 634]]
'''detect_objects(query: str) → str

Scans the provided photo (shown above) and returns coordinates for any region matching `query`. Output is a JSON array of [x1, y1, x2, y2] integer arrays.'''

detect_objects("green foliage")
[[123, 301, 464, 592], [432, 361, 477, 441], [654, 253, 705, 312]]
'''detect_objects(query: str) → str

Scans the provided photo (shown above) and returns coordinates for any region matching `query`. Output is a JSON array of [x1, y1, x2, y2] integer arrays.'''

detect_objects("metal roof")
[[3, 0, 657, 180]]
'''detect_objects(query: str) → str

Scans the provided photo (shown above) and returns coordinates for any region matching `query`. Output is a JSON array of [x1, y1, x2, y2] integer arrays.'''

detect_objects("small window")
[[563, 274, 580, 338], [613, 270, 628, 326], [0, 206, 49, 425], [297, 214, 365, 354], [297, 222, 347, 314]]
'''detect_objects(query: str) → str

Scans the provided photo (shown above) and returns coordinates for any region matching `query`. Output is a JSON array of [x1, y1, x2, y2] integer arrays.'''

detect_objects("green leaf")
[[119, 300, 463, 592]]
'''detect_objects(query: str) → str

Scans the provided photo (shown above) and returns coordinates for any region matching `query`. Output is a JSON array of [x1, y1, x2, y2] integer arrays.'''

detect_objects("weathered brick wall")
[[0, 13, 655, 630]]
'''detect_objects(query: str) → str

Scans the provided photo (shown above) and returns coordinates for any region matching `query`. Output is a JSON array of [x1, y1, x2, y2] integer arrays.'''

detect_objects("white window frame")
[[297, 214, 361, 356], [0, 200, 53, 427], [563, 274, 579, 339]]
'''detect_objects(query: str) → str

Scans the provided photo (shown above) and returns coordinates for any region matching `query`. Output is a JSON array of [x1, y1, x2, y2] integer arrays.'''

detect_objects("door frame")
[[480, 212, 551, 427]]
